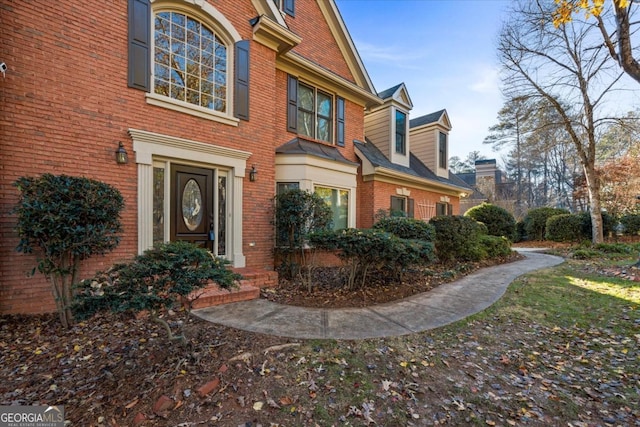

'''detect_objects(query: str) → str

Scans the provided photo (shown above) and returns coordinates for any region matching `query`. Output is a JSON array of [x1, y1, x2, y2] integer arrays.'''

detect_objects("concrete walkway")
[[194, 249, 563, 340]]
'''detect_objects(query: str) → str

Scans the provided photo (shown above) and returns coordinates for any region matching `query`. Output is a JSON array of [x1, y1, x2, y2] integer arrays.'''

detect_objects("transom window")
[[395, 110, 406, 154], [154, 11, 227, 112], [298, 83, 333, 143]]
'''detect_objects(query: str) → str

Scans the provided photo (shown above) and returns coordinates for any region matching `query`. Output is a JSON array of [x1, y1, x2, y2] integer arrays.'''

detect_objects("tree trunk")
[[583, 163, 604, 243]]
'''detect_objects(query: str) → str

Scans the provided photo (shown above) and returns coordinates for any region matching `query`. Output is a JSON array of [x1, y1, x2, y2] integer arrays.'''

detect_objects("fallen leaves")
[[2, 255, 639, 426]]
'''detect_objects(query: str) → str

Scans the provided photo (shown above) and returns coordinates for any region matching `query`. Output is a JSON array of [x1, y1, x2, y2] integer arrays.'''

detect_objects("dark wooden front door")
[[171, 165, 214, 250]]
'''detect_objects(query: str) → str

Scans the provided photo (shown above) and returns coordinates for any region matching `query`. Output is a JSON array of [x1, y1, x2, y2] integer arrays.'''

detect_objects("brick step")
[[187, 268, 278, 309], [188, 282, 260, 309]]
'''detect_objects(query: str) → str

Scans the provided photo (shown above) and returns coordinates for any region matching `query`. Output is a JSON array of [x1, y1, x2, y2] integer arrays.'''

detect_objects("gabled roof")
[[410, 109, 451, 130], [354, 139, 472, 193], [276, 137, 359, 166], [377, 83, 413, 110]]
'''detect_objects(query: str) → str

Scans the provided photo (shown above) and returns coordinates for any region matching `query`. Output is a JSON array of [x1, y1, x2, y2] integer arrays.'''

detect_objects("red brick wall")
[[285, 0, 355, 83], [357, 179, 461, 229], [0, 0, 274, 314]]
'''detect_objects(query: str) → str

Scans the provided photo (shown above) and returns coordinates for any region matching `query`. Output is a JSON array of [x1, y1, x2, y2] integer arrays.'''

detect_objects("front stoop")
[[187, 268, 278, 309]]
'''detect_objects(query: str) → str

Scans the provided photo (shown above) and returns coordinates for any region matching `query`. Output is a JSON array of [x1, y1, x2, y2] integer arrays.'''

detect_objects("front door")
[[171, 165, 215, 251]]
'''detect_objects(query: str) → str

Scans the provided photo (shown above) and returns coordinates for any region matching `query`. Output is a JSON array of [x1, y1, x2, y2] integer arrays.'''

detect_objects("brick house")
[[0, 0, 469, 315]]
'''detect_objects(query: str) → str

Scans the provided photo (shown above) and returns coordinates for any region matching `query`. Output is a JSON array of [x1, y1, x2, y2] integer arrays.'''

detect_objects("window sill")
[[146, 93, 240, 127]]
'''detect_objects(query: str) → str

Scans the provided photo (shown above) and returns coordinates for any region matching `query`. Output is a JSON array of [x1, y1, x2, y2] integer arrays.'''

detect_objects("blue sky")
[[334, 0, 511, 160]]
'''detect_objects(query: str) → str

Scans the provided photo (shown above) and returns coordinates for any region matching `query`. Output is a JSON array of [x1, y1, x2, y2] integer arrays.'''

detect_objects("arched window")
[[128, 0, 248, 124], [153, 11, 227, 112]]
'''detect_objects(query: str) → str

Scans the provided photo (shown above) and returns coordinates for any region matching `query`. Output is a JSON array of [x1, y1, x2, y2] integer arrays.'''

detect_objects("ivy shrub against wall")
[[310, 228, 435, 289], [372, 217, 435, 241], [273, 189, 333, 280], [13, 174, 124, 328]]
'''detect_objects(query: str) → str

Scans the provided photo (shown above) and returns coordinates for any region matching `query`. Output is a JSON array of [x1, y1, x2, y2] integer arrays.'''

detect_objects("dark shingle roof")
[[409, 109, 446, 129], [377, 83, 404, 100], [354, 139, 472, 192], [275, 137, 358, 166]]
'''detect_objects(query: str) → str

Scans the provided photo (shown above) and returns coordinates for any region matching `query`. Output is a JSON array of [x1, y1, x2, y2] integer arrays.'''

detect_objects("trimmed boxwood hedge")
[[464, 203, 516, 240], [373, 217, 435, 241], [545, 214, 584, 242], [620, 214, 640, 235], [524, 207, 570, 241], [429, 215, 486, 262]]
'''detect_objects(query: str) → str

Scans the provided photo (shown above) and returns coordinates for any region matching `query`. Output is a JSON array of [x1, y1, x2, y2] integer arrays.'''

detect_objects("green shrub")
[[620, 214, 640, 235], [577, 211, 618, 240], [429, 215, 486, 262], [479, 235, 512, 258], [13, 174, 124, 328], [465, 203, 516, 240], [545, 214, 584, 242], [310, 228, 435, 289], [373, 217, 435, 241], [593, 243, 633, 254], [515, 220, 527, 242], [274, 189, 332, 278], [523, 207, 570, 241], [73, 241, 240, 342], [572, 249, 600, 259]]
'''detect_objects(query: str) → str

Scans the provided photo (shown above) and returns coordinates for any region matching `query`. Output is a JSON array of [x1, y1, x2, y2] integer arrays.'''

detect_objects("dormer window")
[[395, 110, 406, 154], [439, 131, 448, 169]]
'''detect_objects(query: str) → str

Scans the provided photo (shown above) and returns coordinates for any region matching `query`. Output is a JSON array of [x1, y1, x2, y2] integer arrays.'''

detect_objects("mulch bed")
[[261, 252, 524, 308]]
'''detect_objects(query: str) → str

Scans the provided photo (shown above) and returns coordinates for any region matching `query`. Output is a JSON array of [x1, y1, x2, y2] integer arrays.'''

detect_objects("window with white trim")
[[436, 202, 452, 216], [395, 110, 406, 154], [287, 76, 343, 144], [315, 186, 348, 230], [273, 0, 295, 16], [128, 1, 249, 124], [298, 82, 333, 142], [153, 11, 227, 112], [439, 132, 448, 169]]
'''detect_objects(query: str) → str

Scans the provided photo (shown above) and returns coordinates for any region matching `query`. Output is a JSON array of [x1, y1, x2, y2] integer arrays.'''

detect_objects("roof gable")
[[378, 82, 413, 110], [410, 109, 451, 130]]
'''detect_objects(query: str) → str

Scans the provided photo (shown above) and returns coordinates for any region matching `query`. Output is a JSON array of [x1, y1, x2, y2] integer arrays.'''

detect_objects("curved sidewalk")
[[194, 250, 563, 340]]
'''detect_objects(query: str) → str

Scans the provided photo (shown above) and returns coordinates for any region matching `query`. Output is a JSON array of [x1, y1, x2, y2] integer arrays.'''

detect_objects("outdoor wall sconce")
[[115, 142, 128, 165], [249, 165, 257, 182]]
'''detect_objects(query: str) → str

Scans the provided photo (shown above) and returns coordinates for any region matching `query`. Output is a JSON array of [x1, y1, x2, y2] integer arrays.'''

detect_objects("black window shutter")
[[128, 0, 150, 91], [408, 198, 415, 218], [336, 96, 345, 147], [287, 75, 298, 132], [283, 0, 295, 16], [234, 40, 250, 120]]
